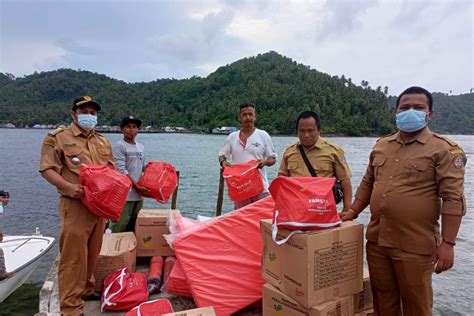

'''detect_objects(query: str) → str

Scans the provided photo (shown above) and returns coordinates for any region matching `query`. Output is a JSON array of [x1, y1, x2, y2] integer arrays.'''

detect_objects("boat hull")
[[0, 235, 55, 303]]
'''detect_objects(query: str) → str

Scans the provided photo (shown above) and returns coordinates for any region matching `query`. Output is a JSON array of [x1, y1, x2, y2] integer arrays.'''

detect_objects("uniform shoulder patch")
[[47, 127, 64, 136], [452, 154, 466, 169], [43, 137, 56, 147], [432, 133, 458, 147], [376, 131, 396, 142], [326, 141, 341, 150]]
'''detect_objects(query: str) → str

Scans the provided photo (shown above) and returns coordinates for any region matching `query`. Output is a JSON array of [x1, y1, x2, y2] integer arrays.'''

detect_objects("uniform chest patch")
[[252, 142, 261, 148]]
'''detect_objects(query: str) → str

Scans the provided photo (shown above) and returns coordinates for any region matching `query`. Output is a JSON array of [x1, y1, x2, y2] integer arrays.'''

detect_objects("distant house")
[[175, 127, 188, 132], [5, 123, 15, 128], [164, 126, 176, 132], [212, 126, 238, 134]]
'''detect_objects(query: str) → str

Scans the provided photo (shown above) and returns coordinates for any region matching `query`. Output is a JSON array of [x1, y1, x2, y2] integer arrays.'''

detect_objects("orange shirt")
[[355, 127, 466, 255], [39, 123, 115, 194]]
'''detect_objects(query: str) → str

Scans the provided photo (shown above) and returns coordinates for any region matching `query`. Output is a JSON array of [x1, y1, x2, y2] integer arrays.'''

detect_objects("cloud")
[[0, 40, 67, 75], [0, 0, 472, 93], [315, 0, 378, 41]]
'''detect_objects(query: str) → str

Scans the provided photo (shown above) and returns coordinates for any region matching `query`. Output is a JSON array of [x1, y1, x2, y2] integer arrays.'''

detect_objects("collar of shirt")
[[70, 122, 96, 138], [298, 137, 325, 151], [388, 127, 431, 145]]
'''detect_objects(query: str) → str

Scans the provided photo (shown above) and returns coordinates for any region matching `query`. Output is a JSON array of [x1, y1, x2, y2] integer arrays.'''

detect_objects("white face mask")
[[77, 114, 98, 130]]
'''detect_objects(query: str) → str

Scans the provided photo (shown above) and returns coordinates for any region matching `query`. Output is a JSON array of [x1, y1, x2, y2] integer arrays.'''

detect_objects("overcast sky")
[[1, 0, 472, 95]]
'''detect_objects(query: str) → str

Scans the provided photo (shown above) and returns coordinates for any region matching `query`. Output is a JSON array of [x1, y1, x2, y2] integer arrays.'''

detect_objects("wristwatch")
[[442, 238, 456, 246]]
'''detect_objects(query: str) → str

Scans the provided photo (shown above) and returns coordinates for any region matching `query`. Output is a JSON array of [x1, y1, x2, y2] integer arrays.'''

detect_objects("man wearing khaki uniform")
[[39, 96, 115, 315], [279, 111, 352, 211], [341, 86, 466, 315]]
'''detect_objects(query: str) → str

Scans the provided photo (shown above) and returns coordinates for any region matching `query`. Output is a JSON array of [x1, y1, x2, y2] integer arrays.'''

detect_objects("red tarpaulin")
[[172, 196, 274, 316]]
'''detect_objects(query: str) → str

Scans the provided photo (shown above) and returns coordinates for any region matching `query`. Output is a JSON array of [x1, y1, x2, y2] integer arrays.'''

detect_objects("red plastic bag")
[[161, 256, 176, 287], [80, 164, 132, 221], [147, 256, 163, 294], [124, 298, 174, 316], [138, 161, 178, 203], [165, 214, 205, 248], [223, 160, 264, 202], [101, 268, 149, 311], [269, 177, 341, 245]]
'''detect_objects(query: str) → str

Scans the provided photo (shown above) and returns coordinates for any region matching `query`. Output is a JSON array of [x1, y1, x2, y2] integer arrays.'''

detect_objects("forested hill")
[[0, 52, 472, 135]]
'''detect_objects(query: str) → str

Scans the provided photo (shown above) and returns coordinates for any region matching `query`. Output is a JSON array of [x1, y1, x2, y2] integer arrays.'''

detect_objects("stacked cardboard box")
[[94, 232, 137, 291], [261, 219, 366, 316], [354, 309, 375, 316], [163, 306, 216, 316], [353, 268, 373, 313], [135, 209, 181, 256], [263, 283, 354, 316]]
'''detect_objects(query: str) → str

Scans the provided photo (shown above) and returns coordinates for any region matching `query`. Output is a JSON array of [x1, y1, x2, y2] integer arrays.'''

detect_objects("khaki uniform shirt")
[[355, 127, 466, 255], [39, 123, 115, 195], [278, 137, 352, 180]]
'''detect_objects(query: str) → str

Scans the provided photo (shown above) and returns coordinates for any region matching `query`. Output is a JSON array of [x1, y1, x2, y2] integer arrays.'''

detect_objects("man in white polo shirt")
[[218, 103, 277, 209]]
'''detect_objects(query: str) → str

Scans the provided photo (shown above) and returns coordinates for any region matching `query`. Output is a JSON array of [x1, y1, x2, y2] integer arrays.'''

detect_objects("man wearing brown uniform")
[[279, 111, 353, 211], [341, 86, 466, 315], [39, 96, 115, 315]]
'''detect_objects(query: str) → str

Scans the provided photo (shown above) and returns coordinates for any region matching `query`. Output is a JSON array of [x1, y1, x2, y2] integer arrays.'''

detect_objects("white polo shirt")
[[218, 128, 277, 191]]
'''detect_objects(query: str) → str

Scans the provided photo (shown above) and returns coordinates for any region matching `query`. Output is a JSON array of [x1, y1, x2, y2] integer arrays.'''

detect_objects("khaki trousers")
[[58, 197, 105, 316], [366, 241, 434, 316]]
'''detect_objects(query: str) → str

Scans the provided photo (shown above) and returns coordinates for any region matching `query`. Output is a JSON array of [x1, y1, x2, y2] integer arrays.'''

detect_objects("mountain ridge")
[[1, 51, 472, 135]]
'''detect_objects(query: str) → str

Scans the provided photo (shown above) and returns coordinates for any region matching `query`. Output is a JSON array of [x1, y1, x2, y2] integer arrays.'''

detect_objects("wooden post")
[[171, 170, 180, 210], [216, 168, 224, 217]]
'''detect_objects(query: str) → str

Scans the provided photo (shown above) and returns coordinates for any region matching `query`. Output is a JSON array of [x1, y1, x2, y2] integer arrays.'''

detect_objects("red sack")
[[138, 161, 178, 203], [269, 177, 341, 245], [101, 268, 149, 311], [124, 299, 174, 316], [80, 164, 132, 221], [223, 160, 264, 202]]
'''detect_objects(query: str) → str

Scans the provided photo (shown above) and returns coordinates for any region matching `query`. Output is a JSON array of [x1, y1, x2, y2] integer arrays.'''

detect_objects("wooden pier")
[[36, 254, 261, 315]]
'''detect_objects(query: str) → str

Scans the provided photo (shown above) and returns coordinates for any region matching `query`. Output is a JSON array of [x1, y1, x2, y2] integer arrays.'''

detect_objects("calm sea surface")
[[0, 129, 472, 315]]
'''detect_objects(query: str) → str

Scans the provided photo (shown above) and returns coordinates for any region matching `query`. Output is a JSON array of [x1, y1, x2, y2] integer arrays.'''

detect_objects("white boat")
[[0, 233, 55, 303]]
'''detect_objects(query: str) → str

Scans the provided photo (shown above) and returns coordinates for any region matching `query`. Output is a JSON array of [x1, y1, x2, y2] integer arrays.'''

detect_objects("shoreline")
[[0, 126, 385, 137], [1, 127, 472, 137]]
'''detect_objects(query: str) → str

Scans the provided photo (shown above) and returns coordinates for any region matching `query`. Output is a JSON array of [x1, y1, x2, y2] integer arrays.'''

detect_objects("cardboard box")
[[354, 309, 374, 316], [163, 306, 216, 316], [263, 283, 354, 316], [135, 209, 181, 256], [261, 219, 363, 307], [94, 232, 137, 291], [353, 268, 373, 313]]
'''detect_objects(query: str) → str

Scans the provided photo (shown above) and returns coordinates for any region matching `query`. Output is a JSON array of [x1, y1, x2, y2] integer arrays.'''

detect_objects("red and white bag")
[[80, 164, 132, 221], [138, 161, 178, 204], [269, 176, 341, 245], [223, 160, 264, 202], [101, 268, 149, 311], [124, 298, 174, 316]]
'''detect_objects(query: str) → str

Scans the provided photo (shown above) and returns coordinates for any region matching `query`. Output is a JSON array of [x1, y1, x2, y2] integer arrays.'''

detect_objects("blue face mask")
[[396, 109, 427, 132], [77, 114, 97, 130]]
